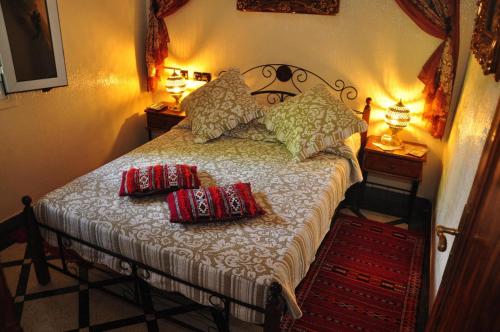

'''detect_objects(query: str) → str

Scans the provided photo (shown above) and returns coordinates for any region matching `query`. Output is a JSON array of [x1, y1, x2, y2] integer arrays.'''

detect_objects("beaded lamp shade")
[[386, 100, 410, 129], [165, 69, 186, 105]]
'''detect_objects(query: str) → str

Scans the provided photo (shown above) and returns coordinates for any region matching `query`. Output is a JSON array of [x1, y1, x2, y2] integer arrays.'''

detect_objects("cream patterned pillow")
[[264, 84, 368, 161], [180, 69, 264, 143]]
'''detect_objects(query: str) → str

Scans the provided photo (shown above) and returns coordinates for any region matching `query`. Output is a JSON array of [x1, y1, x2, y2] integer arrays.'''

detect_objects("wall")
[[448, 1, 479, 137], [154, 0, 473, 200], [431, 57, 500, 298], [0, 0, 152, 220]]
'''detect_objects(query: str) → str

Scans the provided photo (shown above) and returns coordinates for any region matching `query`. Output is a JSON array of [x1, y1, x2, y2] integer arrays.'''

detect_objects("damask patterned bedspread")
[[34, 127, 362, 324]]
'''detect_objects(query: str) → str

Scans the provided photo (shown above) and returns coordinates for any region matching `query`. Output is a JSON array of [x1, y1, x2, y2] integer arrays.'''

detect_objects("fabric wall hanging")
[[395, 0, 460, 139], [146, 0, 189, 91]]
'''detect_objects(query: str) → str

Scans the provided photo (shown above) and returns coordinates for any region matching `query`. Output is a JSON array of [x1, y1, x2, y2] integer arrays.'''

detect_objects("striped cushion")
[[167, 183, 263, 223], [119, 164, 200, 196]]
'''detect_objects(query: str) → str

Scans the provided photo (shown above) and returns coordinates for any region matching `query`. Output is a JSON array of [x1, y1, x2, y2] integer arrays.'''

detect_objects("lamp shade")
[[165, 70, 186, 100], [385, 100, 410, 129]]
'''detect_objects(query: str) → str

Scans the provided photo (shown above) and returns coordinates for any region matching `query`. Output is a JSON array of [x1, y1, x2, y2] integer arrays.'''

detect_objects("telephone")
[[146, 102, 169, 112]]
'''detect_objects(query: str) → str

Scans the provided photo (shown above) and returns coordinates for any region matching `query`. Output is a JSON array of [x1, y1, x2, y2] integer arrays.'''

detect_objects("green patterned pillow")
[[180, 69, 264, 143], [264, 84, 368, 161]]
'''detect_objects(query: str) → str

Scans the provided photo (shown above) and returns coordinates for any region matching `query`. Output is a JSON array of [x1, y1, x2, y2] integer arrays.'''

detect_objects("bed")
[[22, 64, 372, 331]]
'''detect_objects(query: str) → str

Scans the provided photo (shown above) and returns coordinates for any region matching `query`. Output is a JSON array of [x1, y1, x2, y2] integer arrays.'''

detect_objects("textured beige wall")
[[155, 0, 474, 200], [0, 0, 152, 220], [431, 57, 500, 298]]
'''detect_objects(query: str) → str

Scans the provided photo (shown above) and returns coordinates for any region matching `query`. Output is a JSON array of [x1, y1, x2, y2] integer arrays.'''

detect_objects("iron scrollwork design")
[[333, 79, 358, 101], [118, 261, 151, 280], [61, 237, 72, 248], [266, 92, 281, 104], [264, 91, 294, 104], [208, 294, 226, 310], [242, 64, 358, 103], [119, 260, 132, 274], [138, 268, 152, 280]]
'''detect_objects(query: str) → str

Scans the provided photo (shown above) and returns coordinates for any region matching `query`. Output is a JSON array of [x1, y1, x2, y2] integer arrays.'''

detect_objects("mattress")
[[34, 127, 362, 324]]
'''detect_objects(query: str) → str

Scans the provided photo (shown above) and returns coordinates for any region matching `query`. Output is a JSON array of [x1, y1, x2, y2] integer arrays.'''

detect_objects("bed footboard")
[[264, 282, 286, 331], [21, 196, 286, 332], [21, 196, 51, 285]]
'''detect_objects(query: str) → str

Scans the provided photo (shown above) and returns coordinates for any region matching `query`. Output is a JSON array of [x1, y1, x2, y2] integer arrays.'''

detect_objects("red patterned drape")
[[146, 0, 189, 91], [395, 0, 459, 138]]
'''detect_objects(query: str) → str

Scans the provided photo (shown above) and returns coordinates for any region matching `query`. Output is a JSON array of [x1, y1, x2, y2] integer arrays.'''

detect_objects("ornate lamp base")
[[380, 128, 403, 149], [170, 95, 182, 112]]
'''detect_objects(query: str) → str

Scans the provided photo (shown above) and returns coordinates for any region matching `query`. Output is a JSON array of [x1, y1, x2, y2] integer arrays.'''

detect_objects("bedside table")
[[360, 135, 427, 218], [145, 106, 186, 140]]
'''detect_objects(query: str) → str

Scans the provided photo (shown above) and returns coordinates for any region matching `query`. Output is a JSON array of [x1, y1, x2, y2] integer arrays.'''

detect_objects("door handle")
[[436, 225, 459, 252]]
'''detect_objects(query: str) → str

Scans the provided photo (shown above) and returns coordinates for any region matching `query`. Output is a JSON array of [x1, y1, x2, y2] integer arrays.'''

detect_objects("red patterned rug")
[[281, 215, 424, 332]]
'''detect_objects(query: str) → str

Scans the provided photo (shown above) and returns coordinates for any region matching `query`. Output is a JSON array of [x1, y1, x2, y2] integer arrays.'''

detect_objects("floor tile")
[[157, 318, 193, 332], [230, 317, 263, 331], [21, 292, 79, 331], [26, 262, 79, 295], [108, 323, 148, 331], [3, 265, 21, 295], [89, 288, 143, 326], [0, 243, 26, 261]]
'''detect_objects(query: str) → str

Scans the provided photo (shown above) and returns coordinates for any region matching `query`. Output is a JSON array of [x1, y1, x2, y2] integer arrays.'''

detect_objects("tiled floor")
[[1, 209, 409, 332]]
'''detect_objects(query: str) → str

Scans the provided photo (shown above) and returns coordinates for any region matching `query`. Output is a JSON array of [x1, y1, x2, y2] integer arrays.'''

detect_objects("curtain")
[[146, 0, 189, 91], [395, 0, 459, 138]]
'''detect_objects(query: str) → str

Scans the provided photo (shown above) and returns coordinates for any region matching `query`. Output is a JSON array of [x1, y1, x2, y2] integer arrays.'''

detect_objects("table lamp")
[[165, 67, 186, 106], [380, 99, 410, 148]]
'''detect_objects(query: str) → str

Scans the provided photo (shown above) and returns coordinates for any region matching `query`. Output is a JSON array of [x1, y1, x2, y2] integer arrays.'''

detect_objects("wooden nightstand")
[[360, 135, 427, 218], [145, 105, 186, 140]]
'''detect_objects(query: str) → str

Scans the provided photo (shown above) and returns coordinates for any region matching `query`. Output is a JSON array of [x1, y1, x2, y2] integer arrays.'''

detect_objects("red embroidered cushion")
[[119, 164, 201, 196], [167, 183, 264, 223]]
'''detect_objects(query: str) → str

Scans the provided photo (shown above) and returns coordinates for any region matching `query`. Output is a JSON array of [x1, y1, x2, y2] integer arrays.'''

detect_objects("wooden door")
[[426, 105, 499, 331]]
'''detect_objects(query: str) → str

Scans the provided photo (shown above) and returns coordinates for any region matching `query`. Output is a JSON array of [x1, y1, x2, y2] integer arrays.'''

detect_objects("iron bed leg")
[[21, 196, 51, 285], [211, 307, 230, 332], [210, 297, 230, 332], [137, 276, 159, 332], [264, 282, 285, 332]]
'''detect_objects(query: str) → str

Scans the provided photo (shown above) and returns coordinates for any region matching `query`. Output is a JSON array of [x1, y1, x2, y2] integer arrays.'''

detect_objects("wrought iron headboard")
[[221, 63, 372, 149], [240, 63, 358, 106]]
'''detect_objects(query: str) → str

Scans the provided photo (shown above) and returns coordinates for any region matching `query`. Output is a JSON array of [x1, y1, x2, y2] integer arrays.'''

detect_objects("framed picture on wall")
[[471, 0, 500, 81], [237, 0, 340, 16], [0, 0, 67, 93]]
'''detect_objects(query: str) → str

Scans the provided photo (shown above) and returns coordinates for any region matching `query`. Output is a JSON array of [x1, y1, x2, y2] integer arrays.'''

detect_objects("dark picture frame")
[[0, 0, 67, 93], [471, 0, 500, 81], [237, 0, 339, 16]]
